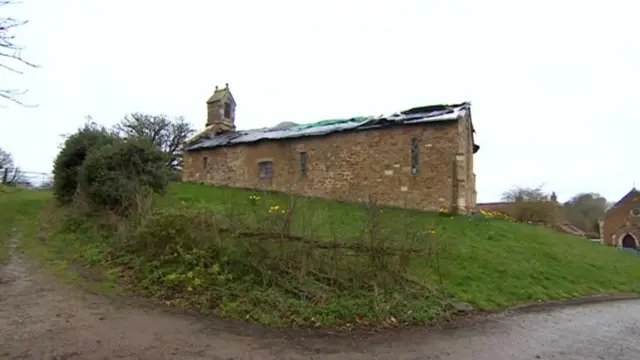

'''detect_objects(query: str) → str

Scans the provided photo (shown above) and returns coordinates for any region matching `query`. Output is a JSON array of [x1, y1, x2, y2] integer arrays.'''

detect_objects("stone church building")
[[182, 84, 480, 213], [600, 188, 640, 248]]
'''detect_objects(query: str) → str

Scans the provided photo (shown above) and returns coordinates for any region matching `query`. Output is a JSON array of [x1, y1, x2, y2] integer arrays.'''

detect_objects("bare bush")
[[501, 185, 549, 203], [95, 183, 445, 325], [501, 185, 561, 223]]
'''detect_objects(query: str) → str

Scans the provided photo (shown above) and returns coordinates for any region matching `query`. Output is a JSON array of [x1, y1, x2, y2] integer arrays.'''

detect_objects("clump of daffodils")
[[248, 194, 261, 206], [479, 209, 516, 222], [438, 206, 453, 218], [268, 204, 286, 214]]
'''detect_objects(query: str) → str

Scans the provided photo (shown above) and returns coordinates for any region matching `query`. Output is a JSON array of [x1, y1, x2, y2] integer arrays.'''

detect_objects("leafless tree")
[[500, 184, 561, 223], [501, 184, 549, 203], [0, 146, 13, 169], [0, 146, 26, 185], [1, 0, 38, 106], [114, 113, 195, 170], [3, 166, 25, 184]]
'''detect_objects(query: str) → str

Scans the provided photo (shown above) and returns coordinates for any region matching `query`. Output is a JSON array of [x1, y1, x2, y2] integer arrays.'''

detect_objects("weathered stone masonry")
[[183, 85, 480, 213]]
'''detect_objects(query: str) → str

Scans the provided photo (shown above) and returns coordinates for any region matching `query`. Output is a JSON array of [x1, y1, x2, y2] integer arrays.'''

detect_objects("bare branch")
[[0, 89, 34, 107], [0, 0, 38, 107], [0, 62, 23, 74], [0, 51, 38, 68], [501, 184, 549, 203]]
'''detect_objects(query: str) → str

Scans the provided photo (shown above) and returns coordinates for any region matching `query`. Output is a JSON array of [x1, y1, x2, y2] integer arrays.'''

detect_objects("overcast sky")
[[2, 0, 638, 203]]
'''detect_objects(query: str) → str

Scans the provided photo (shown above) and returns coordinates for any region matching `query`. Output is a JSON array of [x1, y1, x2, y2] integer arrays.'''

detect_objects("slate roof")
[[604, 188, 639, 216], [185, 102, 475, 152]]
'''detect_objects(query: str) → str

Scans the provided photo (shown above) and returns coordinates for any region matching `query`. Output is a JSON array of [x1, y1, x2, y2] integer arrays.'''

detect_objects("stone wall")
[[183, 119, 476, 212]]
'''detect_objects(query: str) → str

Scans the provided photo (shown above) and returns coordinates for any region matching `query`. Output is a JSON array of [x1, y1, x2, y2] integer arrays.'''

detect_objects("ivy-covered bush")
[[78, 138, 169, 215], [52, 123, 118, 204]]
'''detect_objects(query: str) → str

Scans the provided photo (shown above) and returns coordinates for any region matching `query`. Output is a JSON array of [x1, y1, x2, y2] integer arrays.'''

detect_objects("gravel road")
[[2, 236, 639, 360]]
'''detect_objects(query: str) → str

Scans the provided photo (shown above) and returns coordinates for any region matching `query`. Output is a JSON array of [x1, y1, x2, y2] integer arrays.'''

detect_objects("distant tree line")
[[562, 193, 610, 234], [500, 185, 611, 234]]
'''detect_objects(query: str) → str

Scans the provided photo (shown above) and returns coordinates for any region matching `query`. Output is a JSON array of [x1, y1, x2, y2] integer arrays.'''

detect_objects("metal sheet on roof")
[[185, 102, 470, 151]]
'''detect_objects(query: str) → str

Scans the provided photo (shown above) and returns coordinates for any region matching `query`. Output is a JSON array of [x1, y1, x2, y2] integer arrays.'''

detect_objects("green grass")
[[165, 183, 640, 309], [0, 188, 50, 260], [2, 182, 640, 329], [0, 189, 118, 294]]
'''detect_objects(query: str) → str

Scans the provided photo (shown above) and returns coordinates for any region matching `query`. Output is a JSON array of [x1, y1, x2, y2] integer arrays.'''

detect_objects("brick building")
[[182, 84, 480, 213], [600, 188, 640, 248]]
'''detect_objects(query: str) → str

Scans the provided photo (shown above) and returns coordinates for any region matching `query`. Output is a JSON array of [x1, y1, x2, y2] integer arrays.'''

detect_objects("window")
[[299, 152, 308, 176], [631, 208, 640, 217], [224, 101, 231, 119], [410, 137, 419, 175], [258, 161, 273, 179], [203, 157, 208, 169]]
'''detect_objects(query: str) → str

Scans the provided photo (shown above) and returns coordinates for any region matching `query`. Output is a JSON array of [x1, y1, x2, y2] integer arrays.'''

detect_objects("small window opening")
[[203, 157, 208, 169], [224, 101, 231, 119], [410, 137, 419, 175], [631, 208, 640, 217], [258, 161, 273, 179], [300, 152, 308, 176]]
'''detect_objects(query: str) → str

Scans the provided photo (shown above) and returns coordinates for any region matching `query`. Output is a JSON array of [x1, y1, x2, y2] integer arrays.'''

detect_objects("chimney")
[[550, 191, 558, 204]]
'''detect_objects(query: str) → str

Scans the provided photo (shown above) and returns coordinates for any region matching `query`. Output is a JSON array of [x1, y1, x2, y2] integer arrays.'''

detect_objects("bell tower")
[[205, 83, 236, 134]]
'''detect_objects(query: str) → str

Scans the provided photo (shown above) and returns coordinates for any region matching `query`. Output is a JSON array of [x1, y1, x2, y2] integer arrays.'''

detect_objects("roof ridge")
[[186, 102, 472, 151]]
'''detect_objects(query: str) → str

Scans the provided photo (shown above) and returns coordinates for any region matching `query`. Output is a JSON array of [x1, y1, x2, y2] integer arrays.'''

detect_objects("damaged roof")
[[185, 102, 478, 152]]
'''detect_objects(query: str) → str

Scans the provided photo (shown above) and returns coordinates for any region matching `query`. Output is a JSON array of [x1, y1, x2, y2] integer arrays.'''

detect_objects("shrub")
[[510, 202, 561, 224], [78, 137, 169, 216], [52, 123, 118, 204], [130, 205, 221, 257]]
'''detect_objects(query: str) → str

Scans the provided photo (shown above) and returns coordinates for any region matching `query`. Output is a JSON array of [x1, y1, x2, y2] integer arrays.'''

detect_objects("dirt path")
[[0, 235, 392, 360], [2, 234, 640, 360]]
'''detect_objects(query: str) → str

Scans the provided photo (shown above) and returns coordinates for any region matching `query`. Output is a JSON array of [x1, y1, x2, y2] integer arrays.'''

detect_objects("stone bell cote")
[[205, 83, 236, 133]]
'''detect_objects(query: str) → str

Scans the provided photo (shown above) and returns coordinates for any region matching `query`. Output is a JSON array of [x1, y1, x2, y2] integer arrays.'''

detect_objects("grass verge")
[[0, 189, 118, 294], [0, 188, 50, 262], [3, 182, 640, 330]]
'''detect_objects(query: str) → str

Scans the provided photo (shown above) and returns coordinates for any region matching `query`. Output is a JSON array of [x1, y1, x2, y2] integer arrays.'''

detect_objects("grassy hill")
[[3, 182, 640, 329], [165, 183, 640, 306]]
